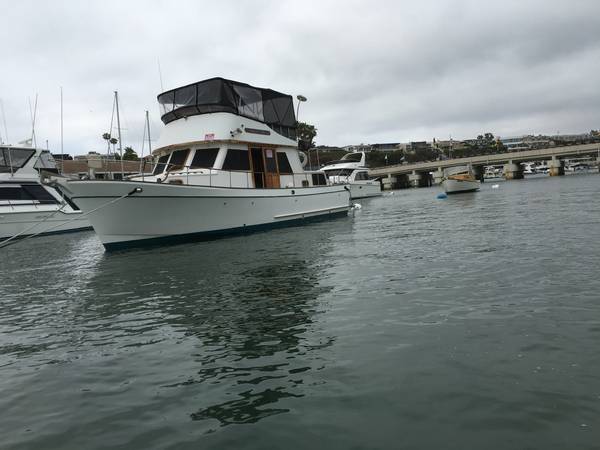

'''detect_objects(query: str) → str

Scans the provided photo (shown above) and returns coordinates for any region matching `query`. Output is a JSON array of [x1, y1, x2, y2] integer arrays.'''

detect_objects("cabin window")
[[277, 152, 293, 174], [0, 184, 58, 203], [34, 151, 57, 170], [190, 148, 219, 169], [326, 168, 353, 177], [21, 184, 58, 203], [167, 149, 190, 171], [153, 154, 169, 175], [311, 173, 327, 186], [265, 149, 277, 173], [0, 148, 36, 172], [222, 149, 250, 171], [355, 171, 369, 181], [0, 186, 30, 200]]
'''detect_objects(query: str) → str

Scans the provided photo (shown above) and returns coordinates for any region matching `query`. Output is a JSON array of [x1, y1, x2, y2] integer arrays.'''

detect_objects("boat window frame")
[[0, 183, 59, 204], [189, 147, 220, 170], [311, 173, 327, 186], [355, 171, 369, 181], [166, 148, 191, 172], [222, 148, 251, 172], [153, 154, 170, 175], [276, 151, 293, 174], [0, 148, 36, 172]]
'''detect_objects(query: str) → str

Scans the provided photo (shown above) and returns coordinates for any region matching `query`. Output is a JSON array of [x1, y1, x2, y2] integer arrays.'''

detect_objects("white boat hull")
[[0, 207, 91, 240], [348, 182, 382, 199], [57, 180, 351, 250], [442, 178, 480, 194]]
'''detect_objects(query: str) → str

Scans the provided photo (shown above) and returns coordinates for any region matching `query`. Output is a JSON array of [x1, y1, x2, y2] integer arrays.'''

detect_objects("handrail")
[[151, 162, 332, 189]]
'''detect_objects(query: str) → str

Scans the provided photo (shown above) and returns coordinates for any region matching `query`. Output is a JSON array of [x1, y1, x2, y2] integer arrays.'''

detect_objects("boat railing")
[[157, 163, 327, 189]]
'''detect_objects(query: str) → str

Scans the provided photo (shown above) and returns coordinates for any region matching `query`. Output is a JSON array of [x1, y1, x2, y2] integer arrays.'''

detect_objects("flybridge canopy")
[[157, 78, 297, 140]]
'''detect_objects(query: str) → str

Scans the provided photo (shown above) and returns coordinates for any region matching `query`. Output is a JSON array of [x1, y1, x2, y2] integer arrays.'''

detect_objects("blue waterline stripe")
[[103, 210, 349, 252]]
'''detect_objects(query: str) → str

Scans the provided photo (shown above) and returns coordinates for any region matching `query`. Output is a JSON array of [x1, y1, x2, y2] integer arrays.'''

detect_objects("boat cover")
[[157, 78, 297, 140]]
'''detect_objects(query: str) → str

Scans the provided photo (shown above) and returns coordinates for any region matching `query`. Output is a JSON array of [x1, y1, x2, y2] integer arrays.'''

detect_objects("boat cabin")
[[0, 147, 72, 209], [135, 78, 327, 189], [148, 145, 327, 189]]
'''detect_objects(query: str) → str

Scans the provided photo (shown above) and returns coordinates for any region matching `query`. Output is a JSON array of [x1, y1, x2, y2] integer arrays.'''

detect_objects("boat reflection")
[[81, 222, 349, 427]]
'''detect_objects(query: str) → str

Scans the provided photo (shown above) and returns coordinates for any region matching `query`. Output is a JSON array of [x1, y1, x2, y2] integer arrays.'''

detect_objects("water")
[[1, 173, 599, 449]]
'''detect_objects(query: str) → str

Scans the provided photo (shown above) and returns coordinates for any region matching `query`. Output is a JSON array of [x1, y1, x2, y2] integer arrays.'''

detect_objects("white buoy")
[[492, 184, 499, 189], [352, 203, 362, 209]]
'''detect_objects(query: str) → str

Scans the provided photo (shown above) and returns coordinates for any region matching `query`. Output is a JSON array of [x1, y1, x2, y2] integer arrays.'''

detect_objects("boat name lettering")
[[244, 128, 271, 136]]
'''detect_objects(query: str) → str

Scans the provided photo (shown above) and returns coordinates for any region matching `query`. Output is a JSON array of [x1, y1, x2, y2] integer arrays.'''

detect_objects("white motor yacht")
[[320, 152, 382, 199], [0, 145, 91, 241], [56, 78, 351, 250], [442, 165, 480, 194]]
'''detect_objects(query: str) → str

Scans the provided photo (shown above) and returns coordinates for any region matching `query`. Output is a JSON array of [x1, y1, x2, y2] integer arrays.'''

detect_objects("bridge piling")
[[503, 161, 524, 180], [548, 156, 565, 176]]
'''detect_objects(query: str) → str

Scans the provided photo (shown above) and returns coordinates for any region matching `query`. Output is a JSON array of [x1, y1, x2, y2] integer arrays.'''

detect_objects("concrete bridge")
[[368, 143, 600, 189]]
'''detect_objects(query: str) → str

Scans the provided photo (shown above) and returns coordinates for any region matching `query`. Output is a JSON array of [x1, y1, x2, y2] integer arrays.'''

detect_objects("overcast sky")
[[1, 0, 599, 155]]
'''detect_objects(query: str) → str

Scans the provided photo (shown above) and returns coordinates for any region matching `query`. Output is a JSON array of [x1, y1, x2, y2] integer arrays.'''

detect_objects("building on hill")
[[405, 141, 432, 154], [343, 143, 373, 153], [371, 143, 400, 152]]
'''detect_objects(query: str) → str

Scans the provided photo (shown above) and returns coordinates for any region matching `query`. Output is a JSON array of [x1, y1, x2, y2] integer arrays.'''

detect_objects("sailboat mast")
[[60, 87, 64, 173], [146, 110, 152, 154], [140, 110, 152, 181], [115, 91, 124, 178]]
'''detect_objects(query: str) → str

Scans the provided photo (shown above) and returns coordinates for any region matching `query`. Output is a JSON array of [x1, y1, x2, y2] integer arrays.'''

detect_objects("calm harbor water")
[[1, 173, 600, 449]]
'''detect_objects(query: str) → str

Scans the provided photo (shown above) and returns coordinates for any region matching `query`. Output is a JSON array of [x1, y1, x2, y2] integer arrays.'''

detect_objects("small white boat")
[[0, 145, 91, 242], [320, 152, 382, 199], [523, 162, 536, 175], [56, 78, 351, 250], [442, 165, 480, 194]]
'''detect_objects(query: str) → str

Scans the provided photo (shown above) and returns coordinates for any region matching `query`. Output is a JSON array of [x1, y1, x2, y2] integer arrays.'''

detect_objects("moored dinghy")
[[56, 78, 351, 250]]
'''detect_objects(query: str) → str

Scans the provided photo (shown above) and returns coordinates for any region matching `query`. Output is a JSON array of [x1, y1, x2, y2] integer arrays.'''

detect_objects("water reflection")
[[77, 222, 348, 427]]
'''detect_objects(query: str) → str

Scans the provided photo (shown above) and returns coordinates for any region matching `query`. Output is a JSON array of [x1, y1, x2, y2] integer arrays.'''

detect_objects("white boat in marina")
[[523, 162, 536, 175], [442, 165, 480, 194], [320, 152, 382, 199], [0, 145, 91, 241], [484, 165, 502, 179], [55, 77, 351, 250]]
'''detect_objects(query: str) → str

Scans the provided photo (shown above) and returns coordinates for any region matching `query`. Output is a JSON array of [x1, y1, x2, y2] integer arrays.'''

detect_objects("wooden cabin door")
[[263, 148, 280, 188]]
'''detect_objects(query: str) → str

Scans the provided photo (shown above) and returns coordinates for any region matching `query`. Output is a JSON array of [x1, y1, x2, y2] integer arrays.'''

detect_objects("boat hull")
[[58, 180, 351, 250], [442, 178, 480, 194], [348, 182, 382, 199], [0, 207, 91, 240]]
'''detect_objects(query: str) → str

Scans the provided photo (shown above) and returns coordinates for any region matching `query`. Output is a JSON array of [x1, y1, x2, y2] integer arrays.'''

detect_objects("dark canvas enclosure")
[[157, 78, 297, 140]]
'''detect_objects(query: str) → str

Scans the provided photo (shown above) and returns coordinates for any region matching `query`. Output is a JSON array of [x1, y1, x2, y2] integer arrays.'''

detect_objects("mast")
[[140, 110, 152, 181], [60, 87, 64, 173], [29, 94, 38, 149], [115, 91, 124, 178]]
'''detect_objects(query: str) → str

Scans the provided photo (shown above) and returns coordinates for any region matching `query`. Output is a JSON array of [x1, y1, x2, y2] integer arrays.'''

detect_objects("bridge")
[[368, 143, 600, 188]]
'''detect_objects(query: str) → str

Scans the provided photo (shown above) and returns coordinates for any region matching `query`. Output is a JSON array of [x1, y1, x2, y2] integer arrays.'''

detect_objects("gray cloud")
[[1, 0, 599, 155]]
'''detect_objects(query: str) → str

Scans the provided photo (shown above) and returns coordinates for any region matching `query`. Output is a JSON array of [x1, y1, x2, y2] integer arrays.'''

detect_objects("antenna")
[[157, 57, 164, 92]]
